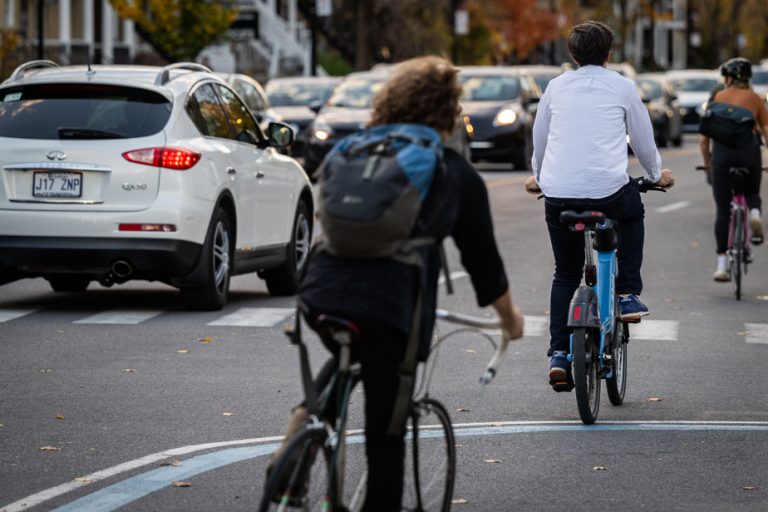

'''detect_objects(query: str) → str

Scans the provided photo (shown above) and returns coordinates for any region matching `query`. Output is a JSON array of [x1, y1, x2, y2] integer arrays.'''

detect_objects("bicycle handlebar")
[[634, 176, 667, 193], [435, 309, 512, 385]]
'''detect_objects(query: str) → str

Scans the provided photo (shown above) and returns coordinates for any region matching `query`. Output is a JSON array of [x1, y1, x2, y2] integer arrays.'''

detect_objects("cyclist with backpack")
[[524, 20, 674, 391], [698, 57, 767, 282], [269, 56, 524, 511]]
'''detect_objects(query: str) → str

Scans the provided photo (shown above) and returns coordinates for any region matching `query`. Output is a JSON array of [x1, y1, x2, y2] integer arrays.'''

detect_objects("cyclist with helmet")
[[699, 57, 768, 281]]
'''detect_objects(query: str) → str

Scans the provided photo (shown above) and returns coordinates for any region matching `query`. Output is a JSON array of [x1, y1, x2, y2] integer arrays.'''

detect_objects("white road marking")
[[438, 270, 468, 286], [745, 323, 768, 344], [73, 310, 164, 325], [655, 201, 690, 213], [6, 420, 768, 512], [0, 308, 37, 323], [629, 320, 678, 341], [523, 315, 549, 337], [206, 307, 294, 327]]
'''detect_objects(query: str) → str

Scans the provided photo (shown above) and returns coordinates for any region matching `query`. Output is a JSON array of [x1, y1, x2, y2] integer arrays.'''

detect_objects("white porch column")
[[123, 18, 135, 60], [84, 0, 94, 60], [59, 0, 71, 63], [101, 0, 114, 63], [288, 0, 297, 40]]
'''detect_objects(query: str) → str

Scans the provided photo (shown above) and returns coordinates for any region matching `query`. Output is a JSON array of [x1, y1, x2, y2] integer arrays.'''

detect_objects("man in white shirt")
[[524, 20, 674, 391]]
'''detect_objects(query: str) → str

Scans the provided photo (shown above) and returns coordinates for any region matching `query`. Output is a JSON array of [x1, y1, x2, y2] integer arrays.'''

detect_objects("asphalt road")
[[2, 135, 767, 511]]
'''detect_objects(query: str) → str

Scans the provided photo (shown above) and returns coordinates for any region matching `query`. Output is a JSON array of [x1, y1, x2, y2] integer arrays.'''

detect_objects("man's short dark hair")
[[568, 20, 614, 67]]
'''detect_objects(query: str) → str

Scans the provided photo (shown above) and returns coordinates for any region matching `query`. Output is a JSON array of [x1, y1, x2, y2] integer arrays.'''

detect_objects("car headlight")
[[697, 101, 708, 115], [493, 107, 518, 126], [312, 121, 333, 141]]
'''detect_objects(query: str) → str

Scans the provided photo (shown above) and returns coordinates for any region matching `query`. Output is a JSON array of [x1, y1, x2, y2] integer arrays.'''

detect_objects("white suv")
[[0, 61, 313, 310]]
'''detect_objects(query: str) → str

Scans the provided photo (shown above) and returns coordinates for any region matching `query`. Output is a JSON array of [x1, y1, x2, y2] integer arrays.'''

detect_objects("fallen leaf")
[[222, 412, 235, 417], [196, 336, 213, 344], [452, 498, 468, 505], [484, 459, 502, 464], [690, 241, 701, 248], [737, 331, 750, 336], [646, 397, 663, 402], [39, 369, 53, 374], [177, 349, 189, 354], [742, 486, 756, 491], [39, 446, 61, 451], [122, 368, 137, 373], [592, 466, 608, 472], [172, 481, 191, 488], [73, 477, 92, 483], [455, 407, 470, 413], [55, 415, 65, 420], [455, 443, 464, 448], [161, 459, 182, 467], [466, 349, 476, 354]]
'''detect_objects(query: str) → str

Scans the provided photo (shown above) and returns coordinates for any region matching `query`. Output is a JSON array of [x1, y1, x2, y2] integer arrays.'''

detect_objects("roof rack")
[[6, 60, 59, 83], [155, 62, 213, 86]]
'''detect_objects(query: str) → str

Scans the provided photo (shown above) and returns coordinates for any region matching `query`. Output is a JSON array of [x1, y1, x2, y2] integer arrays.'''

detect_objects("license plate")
[[33, 172, 83, 198]]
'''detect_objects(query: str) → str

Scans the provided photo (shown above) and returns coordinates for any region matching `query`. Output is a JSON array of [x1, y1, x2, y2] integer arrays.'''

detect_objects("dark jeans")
[[305, 312, 411, 512], [711, 138, 763, 253], [544, 179, 646, 355]]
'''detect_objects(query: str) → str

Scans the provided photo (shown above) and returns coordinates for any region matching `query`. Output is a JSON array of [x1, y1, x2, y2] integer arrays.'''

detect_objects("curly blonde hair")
[[369, 56, 462, 134]]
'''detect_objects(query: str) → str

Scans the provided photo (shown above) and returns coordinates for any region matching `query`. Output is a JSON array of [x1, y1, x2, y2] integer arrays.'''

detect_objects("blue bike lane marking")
[[39, 422, 768, 512]]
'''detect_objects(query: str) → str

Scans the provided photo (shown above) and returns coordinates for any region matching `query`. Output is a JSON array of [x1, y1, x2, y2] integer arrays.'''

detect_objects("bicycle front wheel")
[[259, 427, 332, 512], [732, 208, 744, 301], [606, 322, 628, 406], [402, 397, 456, 512], [573, 327, 601, 424]]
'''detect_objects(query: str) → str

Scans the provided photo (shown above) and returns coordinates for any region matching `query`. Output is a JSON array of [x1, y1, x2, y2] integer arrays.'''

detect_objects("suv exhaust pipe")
[[111, 260, 134, 279]]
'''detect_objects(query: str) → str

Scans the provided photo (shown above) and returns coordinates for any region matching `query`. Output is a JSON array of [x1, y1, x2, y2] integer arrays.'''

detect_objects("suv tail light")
[[122, 147, 201, 170]]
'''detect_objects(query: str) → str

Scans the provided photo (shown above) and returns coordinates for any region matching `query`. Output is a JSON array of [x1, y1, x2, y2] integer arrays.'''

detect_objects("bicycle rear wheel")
[[732, 209, 744, 301], [259, 427, 332, 512], [572, 327, 601, 424], [606, 322, 628, 406], [402, 397, 456, 512]]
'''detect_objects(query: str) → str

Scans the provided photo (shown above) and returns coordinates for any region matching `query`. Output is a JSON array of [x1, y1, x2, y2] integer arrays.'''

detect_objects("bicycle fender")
[[567, 286, 600, 328]]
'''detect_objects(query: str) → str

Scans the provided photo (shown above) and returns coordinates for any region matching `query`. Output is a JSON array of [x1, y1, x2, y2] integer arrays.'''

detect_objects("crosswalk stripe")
[[523, 315, 549, 337], [745, 323, 768, 344], [629, 320, 678, 341], [206, 307, 294, 327], [74, 310, 165, 325], [0, 309, 38, 323], [655, 201, 690, 213]]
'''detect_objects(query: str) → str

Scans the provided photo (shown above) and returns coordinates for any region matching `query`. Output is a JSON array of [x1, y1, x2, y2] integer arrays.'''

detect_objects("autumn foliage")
[[485, 0, 561, 62], [109, 0, 238, 62]]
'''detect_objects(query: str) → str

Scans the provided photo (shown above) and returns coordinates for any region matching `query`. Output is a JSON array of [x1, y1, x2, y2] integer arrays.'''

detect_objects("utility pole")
[[37, 0, 44, 60], [309, 0, 317, 76]]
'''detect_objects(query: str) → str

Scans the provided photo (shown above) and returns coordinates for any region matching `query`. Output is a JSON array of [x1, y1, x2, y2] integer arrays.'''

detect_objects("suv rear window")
[[0, 84, 172, 140]]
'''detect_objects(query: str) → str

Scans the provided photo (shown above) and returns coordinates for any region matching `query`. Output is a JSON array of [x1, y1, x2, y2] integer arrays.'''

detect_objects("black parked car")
[[265, 76, 341, 157], [458, 66, 541, 170], [636, 74, 684, 147]]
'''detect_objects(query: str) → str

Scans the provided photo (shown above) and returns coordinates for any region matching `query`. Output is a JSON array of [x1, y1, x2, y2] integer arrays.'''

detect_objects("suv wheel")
[[181, 208, 232, 310], [263, 200, 312, 296]]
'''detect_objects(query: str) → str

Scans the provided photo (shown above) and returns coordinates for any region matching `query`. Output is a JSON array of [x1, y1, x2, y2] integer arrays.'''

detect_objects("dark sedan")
[[636, 74, 683, 147], [303, 70, 389, 176], [265, 76, 341, 157], [458, 66, 541, 170]]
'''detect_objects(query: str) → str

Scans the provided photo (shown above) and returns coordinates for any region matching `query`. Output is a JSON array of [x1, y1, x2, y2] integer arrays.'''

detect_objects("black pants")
[[306, 312, 410, 512], [711, 137, 763, 253], [544, 179, 646, 355]]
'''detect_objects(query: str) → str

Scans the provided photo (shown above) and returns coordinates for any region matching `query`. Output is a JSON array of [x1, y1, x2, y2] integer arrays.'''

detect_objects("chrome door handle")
[[226, 167, 237, 175], [256, 170, 265, 179]]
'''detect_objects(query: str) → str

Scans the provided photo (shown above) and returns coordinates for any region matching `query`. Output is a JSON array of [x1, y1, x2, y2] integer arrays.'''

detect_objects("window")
[[459, 76, 520, 101], [231, 79, 267, 112], [186, 84, 231, 139], [214, 84, 264, 146]]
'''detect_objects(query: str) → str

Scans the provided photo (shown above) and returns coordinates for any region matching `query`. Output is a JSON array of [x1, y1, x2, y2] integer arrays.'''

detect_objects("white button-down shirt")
[[531, 65, 662, 199]]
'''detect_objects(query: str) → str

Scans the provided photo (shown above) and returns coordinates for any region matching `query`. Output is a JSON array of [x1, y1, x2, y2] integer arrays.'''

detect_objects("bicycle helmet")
[[721, 57, 752, 81]]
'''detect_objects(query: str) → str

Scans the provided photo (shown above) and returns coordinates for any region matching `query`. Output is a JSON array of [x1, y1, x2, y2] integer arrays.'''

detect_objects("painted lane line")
[[629, 320, 678, 341], [522, 315, 549, 337], [45, 421, 768, 512], [745, 323, 768, 344], [1, 437, 284, 512], [207, 307, 295, 327], [655, 201, 690, 213], [0, 308, 38, 323], [73, 310, 164, 325], [437, 271, 468, 286]]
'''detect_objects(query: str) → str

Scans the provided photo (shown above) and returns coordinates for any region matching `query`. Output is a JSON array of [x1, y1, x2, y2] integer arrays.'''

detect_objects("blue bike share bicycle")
[[559, 177, 665, 424]]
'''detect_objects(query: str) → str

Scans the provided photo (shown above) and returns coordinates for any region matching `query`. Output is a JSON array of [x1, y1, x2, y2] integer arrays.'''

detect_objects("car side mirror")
[[308, 100, 324, 114], [266, 122, 295, 148]]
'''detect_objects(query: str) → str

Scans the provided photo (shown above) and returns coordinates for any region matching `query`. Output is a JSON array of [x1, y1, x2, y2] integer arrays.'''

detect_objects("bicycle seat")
[[559, 210, 607, 231], [315, 314, 361, 344]]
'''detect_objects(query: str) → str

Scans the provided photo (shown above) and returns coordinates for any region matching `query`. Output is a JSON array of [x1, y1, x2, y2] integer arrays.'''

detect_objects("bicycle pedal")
[[550, 381, 575, 393]]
